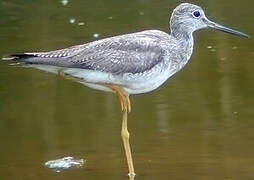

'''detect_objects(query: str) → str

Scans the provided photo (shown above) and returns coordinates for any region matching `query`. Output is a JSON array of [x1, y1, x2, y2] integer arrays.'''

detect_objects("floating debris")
[[207, 45, 212, 49], [232, 46, 238, 50], [2, 56, 15, 61], [107, 16, 113, 20], [78, 22, 85, 26], [9, 62, 21, 66], [210, 49, 216, 52], [69, 18, 76, 24], [93, 33, 100, 38], [45, 156, 85, 172], [61, 0, 69, 6]]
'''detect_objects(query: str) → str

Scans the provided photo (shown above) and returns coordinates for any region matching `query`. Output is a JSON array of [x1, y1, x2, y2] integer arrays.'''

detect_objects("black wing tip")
[[2, 53, 36, 61]]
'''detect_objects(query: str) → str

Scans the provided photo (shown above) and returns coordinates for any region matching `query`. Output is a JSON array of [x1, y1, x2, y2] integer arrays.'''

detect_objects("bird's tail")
[[2, 53, 61, 74], [2, 53, 36, 61]]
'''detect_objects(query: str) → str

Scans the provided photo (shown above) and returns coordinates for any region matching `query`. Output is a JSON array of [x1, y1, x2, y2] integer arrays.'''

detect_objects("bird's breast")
[[120, 59, 173, 94]]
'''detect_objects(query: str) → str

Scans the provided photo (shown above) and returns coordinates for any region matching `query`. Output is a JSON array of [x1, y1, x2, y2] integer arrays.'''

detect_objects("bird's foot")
[[128, 172, 136, 178]]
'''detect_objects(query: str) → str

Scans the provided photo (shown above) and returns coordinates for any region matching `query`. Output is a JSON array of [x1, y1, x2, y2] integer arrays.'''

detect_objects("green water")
[[0, 0, 254, 179]]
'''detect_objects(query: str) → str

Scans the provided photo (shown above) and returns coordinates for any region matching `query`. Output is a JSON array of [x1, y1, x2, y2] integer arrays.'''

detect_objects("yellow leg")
[[104, 85, 135, 178], [122, 109, 135, 178]]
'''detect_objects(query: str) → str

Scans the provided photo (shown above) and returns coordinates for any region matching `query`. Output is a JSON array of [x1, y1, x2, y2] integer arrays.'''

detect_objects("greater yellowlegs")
[[4, 3, 249, 178]]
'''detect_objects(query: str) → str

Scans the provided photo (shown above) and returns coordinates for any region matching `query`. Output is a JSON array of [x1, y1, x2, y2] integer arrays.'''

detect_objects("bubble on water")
[[45, 156, 85, 172], [139, 11, 145, 15], [207, 46, 212, 49], [93, 33, 100, 38], [61, 0, 68, 6], [220, 57, 227, 61], [69, 18, 76, 24]]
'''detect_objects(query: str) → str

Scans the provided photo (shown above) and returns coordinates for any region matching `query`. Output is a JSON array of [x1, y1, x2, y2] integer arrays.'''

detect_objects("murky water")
[[0, 0, 254, 179]]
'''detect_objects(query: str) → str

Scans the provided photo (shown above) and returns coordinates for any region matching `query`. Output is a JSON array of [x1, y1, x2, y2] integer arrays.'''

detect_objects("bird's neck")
[[171, 29, 194, 56], [171, 28, 194, 41], [170, 30, 194, 70]]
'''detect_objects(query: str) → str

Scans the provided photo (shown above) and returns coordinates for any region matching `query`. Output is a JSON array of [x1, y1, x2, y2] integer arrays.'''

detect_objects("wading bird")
[[3, 3, 249, 178]]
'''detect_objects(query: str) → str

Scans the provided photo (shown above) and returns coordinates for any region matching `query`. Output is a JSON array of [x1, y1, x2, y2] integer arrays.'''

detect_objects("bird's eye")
[[193, 11, 201, 18]]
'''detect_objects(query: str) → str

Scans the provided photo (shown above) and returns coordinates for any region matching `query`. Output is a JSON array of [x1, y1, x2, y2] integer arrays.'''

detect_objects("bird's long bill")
[[205, 19, 249, 38]]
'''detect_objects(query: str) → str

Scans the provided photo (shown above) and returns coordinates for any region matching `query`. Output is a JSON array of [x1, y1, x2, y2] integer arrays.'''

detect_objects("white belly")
[[25, 62, 176, 95]]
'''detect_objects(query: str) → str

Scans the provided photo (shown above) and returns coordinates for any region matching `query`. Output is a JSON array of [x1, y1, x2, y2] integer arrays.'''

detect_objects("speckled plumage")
[[3, 3, 249, 177], [5, 3, 248, 94]]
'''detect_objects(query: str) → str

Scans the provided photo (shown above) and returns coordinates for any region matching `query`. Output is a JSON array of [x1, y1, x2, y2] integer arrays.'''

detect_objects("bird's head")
[[170, 3, 249, 39]]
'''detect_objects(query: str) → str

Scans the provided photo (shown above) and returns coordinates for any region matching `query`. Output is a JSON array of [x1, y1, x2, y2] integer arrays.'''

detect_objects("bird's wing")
[[9, 30, 170, 75]]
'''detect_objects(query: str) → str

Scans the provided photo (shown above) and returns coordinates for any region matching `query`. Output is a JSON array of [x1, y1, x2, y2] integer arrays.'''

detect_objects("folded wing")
[[8, 31, 169, 75]]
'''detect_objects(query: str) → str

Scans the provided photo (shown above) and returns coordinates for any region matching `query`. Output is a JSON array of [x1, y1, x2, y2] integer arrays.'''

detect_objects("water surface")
[[0, 0, 254, 180]]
